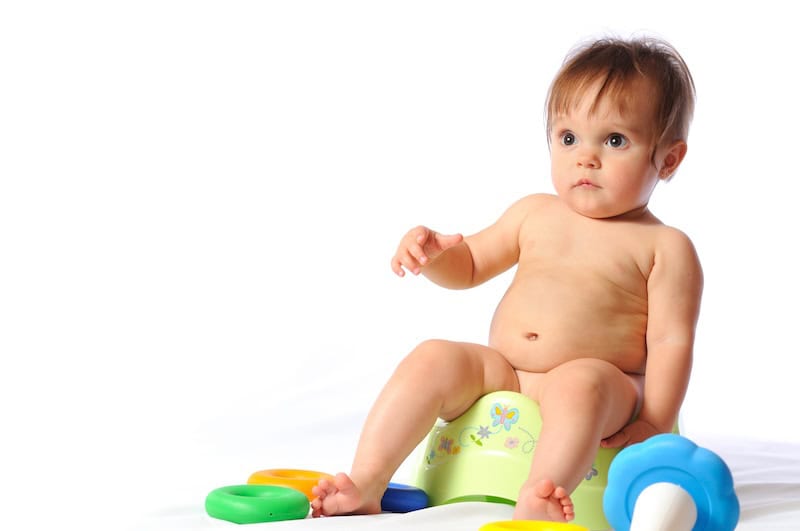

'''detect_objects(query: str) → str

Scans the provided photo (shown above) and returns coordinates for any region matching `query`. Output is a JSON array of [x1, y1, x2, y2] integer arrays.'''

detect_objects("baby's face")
[[549, 77, 665, 219]]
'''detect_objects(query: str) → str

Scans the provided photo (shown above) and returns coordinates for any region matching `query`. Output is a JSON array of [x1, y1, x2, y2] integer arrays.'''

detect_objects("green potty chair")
[[413, 391, 620, 530]]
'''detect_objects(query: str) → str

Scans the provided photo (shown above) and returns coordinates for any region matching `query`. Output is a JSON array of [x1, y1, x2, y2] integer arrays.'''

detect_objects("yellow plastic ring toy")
[[479, 522, 589, 531], [247, 469, 332, 500]]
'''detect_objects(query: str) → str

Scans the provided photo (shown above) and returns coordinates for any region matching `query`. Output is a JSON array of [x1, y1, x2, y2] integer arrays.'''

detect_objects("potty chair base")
[[413, 391, 620, 530]]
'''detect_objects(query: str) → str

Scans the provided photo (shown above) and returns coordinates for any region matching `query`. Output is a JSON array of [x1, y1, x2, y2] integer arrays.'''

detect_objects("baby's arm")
[[390, 195, 537, 289], [603, 228, 703, 447]]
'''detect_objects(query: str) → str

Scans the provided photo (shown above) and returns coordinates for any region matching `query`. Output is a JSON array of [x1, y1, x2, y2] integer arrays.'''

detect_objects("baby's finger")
[[436, 232, 464, 251], [397, 249, 422, 275], [407, 241, 429, 266], [413, 226, 431, 246], [390, 256, 406, 277]]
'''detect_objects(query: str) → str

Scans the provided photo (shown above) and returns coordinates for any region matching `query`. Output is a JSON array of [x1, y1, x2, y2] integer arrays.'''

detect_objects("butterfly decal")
[[438, 436, 454, 453], [490, 403, 520, 431]]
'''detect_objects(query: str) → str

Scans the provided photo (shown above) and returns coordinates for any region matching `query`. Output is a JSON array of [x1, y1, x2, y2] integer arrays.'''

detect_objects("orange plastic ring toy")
[[247, 469, 333, 500]]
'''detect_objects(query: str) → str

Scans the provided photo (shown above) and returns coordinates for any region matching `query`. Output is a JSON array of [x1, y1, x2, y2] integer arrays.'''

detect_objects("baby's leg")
[[311, 340, 518, 517], [513, 358, 640, 521]]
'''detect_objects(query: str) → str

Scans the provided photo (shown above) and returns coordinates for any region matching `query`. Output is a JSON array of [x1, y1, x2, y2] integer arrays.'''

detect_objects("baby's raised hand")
[[391, 226, 464, 277]]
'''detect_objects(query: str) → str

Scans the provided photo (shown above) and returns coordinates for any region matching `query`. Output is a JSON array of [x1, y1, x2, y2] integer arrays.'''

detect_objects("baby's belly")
[[488, 277, 648, 374]]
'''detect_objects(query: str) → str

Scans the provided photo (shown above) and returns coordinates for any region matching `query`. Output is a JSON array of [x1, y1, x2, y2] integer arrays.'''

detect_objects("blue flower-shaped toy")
[[604, 434, 739, 530]]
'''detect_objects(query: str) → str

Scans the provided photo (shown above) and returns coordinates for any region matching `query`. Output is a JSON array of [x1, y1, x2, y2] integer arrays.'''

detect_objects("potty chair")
[[413, 391, 622, 530]]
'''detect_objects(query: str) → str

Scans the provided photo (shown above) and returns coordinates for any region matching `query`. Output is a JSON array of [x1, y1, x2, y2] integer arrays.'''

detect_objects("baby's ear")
[[658, 140, 688, 180]]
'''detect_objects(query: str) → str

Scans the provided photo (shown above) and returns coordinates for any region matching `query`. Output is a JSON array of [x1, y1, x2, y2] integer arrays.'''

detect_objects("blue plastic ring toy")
[[381, 482, 429, 513]]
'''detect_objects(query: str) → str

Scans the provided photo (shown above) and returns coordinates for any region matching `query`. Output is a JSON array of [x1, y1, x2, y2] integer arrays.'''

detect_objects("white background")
[[2, 1, 798, 529]]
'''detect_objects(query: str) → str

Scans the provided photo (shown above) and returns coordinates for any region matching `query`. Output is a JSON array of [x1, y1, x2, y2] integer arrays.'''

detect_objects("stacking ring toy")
[[205, 484, 309, 524], [248, 468, 332, 500], [380, 482, 429, 512], [479, 522, 588, 531]]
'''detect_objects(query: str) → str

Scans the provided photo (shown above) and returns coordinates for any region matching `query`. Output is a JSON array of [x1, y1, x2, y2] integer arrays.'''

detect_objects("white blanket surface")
[[134, 436, 800, 531]]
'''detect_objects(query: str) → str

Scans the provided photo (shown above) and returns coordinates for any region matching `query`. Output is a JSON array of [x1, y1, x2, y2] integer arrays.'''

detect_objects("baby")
[[311, 36, 702, 522]]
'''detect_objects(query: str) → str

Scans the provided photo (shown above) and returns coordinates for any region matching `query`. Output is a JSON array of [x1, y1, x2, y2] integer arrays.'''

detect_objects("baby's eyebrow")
[[549, 118, 572, 130]]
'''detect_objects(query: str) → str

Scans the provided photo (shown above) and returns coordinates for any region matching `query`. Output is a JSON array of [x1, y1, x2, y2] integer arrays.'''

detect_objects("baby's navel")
[[525, 332, 539, 341]]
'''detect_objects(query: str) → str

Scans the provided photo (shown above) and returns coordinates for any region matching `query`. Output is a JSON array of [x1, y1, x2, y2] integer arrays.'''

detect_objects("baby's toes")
[[558, 492, 575, 519], [321, 478, 339, 495], [311, 480, 335, 506], [563, 504, 575, 520]]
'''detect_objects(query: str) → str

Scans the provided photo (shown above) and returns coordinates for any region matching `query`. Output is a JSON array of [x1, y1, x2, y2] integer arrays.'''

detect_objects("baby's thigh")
[[406, 340, 520, 418], [536, 359, 640, 428]]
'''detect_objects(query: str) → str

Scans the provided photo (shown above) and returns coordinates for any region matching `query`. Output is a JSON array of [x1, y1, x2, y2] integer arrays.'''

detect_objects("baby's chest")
[[520, 219, 655, 278], [518, 237, 653, 302]]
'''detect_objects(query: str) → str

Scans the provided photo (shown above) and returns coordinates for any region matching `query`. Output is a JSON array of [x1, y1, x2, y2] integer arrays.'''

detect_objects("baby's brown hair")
[[546, 37, 695, 152]]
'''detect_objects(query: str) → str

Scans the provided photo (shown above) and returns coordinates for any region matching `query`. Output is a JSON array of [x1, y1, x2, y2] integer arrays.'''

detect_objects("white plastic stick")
[[629, 482, 697, 531]]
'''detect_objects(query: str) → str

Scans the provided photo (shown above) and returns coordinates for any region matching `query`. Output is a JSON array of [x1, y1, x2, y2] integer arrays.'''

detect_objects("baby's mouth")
[[575, 179, 599, 188]]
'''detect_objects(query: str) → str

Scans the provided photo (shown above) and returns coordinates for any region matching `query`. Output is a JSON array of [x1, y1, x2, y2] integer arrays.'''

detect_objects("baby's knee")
[[401, 339, 458, 370], [410, 339, 462, 360]]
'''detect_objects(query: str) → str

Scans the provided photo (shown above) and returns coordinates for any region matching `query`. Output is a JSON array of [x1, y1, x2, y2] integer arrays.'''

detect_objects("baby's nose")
[[577, 150, 600, 168]]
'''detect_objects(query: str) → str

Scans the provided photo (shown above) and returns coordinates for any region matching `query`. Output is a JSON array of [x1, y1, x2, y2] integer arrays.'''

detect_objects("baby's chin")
[[561, 197, 650, 220], [563, 201, 617, 219]]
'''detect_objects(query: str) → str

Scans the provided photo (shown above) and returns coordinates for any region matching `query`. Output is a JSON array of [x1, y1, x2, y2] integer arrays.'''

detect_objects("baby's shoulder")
[[519, 192, 559, 206], [647, 223, 701, 266], [649, 223, 695, 249], [508, 193, 560, 216], [500, 194, 563, 230]]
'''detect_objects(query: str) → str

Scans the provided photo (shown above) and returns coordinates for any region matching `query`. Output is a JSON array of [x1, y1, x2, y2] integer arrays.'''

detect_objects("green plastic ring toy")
[[205, 484, 309, 524]]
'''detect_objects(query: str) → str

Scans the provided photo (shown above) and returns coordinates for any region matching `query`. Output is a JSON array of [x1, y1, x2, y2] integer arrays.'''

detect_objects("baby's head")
[[546, 36, 695, 175]]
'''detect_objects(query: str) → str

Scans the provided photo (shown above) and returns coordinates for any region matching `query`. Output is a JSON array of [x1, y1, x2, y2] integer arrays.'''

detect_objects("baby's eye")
[[560, 132, 577, 146], [606, 133, 628, 148]]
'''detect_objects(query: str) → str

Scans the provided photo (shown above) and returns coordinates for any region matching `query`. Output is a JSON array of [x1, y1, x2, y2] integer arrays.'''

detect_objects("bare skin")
[[311, 78, 703, 521]]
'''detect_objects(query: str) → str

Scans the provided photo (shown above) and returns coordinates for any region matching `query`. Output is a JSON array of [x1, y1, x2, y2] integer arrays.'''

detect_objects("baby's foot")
[[310, 472, 382, 517], [512, 479, 575, 522]]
